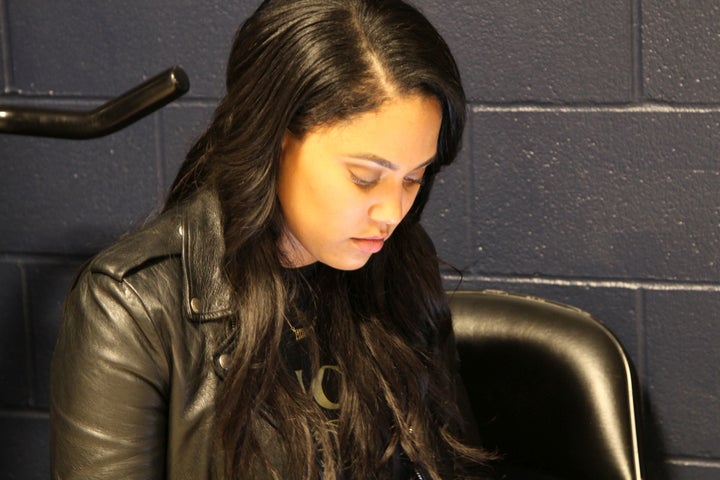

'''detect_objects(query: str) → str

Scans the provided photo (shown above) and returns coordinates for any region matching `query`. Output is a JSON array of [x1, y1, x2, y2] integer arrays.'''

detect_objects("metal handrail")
[[0, 66, 190, 139]]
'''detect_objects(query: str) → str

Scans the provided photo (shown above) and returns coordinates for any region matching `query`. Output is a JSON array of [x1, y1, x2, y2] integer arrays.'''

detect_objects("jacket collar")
[[180, 189, 235, 322]]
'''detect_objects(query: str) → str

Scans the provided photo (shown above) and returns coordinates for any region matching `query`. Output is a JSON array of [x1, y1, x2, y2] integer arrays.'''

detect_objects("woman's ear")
[[280, 129, 301, 163], [280, 129, 294, 162], [281, 130, 291, 152]]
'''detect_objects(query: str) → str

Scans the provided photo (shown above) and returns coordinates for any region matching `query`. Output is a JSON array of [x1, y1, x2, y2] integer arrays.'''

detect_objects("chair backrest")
[[450, 290, 644, 480]]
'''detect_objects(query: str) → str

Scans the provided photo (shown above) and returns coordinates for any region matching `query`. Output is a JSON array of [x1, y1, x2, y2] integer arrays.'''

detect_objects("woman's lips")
[[352, 237, 386, 254]]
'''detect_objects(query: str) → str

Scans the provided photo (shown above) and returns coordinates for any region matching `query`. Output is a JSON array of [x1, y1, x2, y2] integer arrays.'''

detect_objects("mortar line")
[[18, 262, 37, 407], [0, 0, 13, 93], [13, 97, 717, 113], [0, 253, 90, 264], [631, 0, 644, 101], [472, 103, 720, 113], [443, 274, 720, 292], [0, 408, 49, 418], [634, 288, 647, 412], [465, 104, 475, 271], [666, 457, 720, 468]]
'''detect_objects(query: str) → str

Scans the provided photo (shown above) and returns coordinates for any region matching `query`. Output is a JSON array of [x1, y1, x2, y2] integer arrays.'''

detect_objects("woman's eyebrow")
[[346, 153, 436, 171]]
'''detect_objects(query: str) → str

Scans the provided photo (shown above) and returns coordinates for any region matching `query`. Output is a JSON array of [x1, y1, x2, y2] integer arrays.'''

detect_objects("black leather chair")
[[450, 290, 644, 480]]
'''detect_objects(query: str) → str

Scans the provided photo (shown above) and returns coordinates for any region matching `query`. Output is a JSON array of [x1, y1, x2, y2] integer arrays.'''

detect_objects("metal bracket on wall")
[[0, 66, 190, 139]]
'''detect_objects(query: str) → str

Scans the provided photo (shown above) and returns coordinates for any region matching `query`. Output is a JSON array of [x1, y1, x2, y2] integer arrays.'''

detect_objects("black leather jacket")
[[50, 190, 276, 479], [50, 189, 470, 479], [50, 192, 450, 480]]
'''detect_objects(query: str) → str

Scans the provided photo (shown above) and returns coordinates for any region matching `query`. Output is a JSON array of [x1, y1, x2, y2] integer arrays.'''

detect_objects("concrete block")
[[645, 290, 720, 458], [416, 0, 632, 102], [0, 415, 50, 480], [423, 118, 474, 272], [7, 0, 262, 97], [160, 103, 215, 195], [26, 261, 84, 409], [643, 0, 720, 102], [0, 101, 159, 255], [469, 110, 720, 281], [0, 262, 27, 407]]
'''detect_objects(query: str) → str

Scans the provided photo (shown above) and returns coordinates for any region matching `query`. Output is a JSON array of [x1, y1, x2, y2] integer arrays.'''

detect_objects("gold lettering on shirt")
[[311, 365, 341, 410], [294, 365, 341, 410], [295, 370, 308, 394]]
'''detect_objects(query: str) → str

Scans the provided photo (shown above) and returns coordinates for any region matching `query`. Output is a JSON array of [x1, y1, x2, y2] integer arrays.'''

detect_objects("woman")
[[50, 0, 492, 478]]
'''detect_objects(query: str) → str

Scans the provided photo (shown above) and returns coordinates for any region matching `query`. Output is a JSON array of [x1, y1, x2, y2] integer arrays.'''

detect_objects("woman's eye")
[[349, 170, 378, 188], [403, 176, 424, 188]]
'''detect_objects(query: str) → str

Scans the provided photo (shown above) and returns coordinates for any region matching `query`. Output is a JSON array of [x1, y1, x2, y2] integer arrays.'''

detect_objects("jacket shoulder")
[[88, 209, 183, 282]]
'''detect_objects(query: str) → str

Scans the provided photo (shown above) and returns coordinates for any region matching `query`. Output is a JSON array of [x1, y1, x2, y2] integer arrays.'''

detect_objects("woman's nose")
[[368, 186, 404, 228]]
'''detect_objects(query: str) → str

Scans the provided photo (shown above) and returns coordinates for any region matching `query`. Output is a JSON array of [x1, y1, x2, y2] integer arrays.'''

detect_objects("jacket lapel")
[[180, 189, 236, 322]]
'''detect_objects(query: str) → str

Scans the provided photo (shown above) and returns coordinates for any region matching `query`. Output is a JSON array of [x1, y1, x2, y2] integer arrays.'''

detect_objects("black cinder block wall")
[[1, 1, 718, 478]]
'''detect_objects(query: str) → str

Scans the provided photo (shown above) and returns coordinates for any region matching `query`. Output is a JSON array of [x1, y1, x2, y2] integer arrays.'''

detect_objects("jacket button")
[[218, 353, 231, 370], [190, 297, 203, 313]]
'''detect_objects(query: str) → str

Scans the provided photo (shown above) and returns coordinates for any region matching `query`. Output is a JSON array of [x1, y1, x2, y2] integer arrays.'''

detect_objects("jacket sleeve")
[[50, 270, 170, 479]]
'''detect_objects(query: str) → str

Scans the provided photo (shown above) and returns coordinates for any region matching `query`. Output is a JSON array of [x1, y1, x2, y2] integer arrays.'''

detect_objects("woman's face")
[[277, 94, 442, 270]]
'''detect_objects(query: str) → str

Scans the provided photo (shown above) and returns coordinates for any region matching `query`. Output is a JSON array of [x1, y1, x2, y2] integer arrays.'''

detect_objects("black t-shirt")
[[280, 264, 418, 479]]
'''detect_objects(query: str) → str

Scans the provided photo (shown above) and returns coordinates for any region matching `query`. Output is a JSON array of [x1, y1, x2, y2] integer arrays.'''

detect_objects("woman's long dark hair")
[[165, 0, 489, 478]]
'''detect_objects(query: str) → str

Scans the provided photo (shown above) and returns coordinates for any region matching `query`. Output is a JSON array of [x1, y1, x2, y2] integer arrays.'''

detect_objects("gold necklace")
[[286, 319, 313, 341], [286, 268, 318, 341]]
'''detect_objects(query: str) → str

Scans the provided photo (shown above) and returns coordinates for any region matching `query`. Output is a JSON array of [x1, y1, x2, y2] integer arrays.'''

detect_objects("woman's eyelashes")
[[349, 170, 379, 188], [348, 169, 425, 190], [404, 175, 424, 187]]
